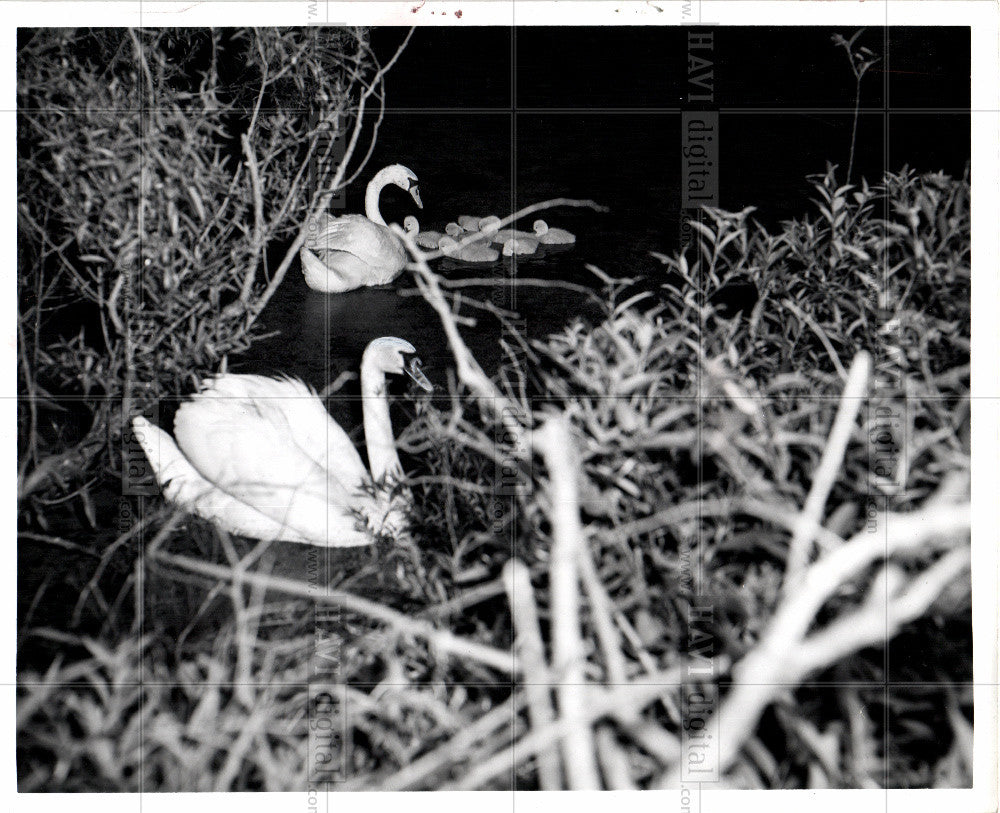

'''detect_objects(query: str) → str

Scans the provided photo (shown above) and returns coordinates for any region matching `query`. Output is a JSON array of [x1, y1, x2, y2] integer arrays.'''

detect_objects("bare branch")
[[785, 351, 870, 584], [536, 415, 601, 789]]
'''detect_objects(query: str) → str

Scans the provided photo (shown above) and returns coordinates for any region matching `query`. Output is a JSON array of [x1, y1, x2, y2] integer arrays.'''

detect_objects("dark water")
[[236, 109, 968, 416]]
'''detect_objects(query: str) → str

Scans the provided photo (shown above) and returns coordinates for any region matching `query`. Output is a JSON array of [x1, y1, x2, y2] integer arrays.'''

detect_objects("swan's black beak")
[[405, 357, 433, 392], [410, 185, 423, 210]]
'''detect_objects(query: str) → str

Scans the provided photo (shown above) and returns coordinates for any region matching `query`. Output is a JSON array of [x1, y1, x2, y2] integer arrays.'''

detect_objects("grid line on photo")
[[879, 26, 892, 787], [509, 9, 518, 798]]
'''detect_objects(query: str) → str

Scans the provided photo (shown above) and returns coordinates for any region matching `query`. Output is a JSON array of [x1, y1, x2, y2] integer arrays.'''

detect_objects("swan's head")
[[479, 215, 501, 235], [403, 215, 420, 235], [533, 219, 549, 236], [377, 164, 422, 209], [444, 223, 464, 237], [362, 337, 433, 392]]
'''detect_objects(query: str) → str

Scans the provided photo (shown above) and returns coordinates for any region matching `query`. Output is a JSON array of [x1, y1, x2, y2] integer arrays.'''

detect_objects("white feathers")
[[533, 219, 576, 244], [133, 338, 432, 547], [502, 237, 539, 256], [300, 165, 423, 293], [438, 235, 499, 263]]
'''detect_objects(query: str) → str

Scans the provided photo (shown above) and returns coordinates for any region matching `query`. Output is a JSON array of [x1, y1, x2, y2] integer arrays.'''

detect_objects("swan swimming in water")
[[300, 165, 422, 293], [131, 337, 433, 547], [532, 219, 576, 245], [478, 215, 538, 246], [403, 215, 443, 250], [438, 235, 499, 263], [502, 237, 539, 257], [443, 221, 491, 249]]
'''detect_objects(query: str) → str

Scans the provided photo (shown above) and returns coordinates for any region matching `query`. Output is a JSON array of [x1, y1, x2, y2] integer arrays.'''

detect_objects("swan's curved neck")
[[364, 169, 394, 227], [361, 358, 402, 483]]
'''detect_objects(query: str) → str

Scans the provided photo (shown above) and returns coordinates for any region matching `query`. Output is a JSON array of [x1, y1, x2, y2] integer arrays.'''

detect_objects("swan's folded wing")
[[217, 477, 377, 547], [302, 246, 384, 293], [177, 378, 362, 488], [132, 417, 318, 544], [205, 374, 369, 489], [310, 214, 406, 272], [174, 398, 375, 546], [303, 212, 339, 248], [415, 231, 442, 250]]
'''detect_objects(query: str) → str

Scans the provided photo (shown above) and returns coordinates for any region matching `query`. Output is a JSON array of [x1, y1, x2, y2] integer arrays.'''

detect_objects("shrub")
[[18, 27, 374, 506]]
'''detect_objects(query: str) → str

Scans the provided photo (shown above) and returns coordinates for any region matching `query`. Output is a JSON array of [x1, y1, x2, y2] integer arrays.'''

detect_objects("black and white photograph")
[[9, 0, 998, 807]]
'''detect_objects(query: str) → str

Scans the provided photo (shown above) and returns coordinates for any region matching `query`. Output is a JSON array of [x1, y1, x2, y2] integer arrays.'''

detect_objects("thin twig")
[[71, 506, 169, 627], [17, 532, 102, 558], [238, 133, 265, 304], [218, 529, 258, 709], [402, 228, 528, 454], [348, 693, 524, 791], [422, 577, 506, 619], [578, 546, 628, 685]]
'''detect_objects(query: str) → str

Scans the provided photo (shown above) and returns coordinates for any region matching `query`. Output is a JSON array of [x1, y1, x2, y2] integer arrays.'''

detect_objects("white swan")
[[300, 165, 422, 293], [533, 219, 576, 245], [478, 215, 538, 245], [502, 237, 539, 257], [438, 235, 499, 263], [457, 215, 482, 231], [442, 221, 492, 249], [131, 337, 433, 547], [403, 215, 443, 250]]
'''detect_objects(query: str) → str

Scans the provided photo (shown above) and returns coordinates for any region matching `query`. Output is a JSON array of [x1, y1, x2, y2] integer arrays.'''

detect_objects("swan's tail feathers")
[[300, 246, 367, 293], [300, 246, 336, 290], [131, 416, 196, 497]]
